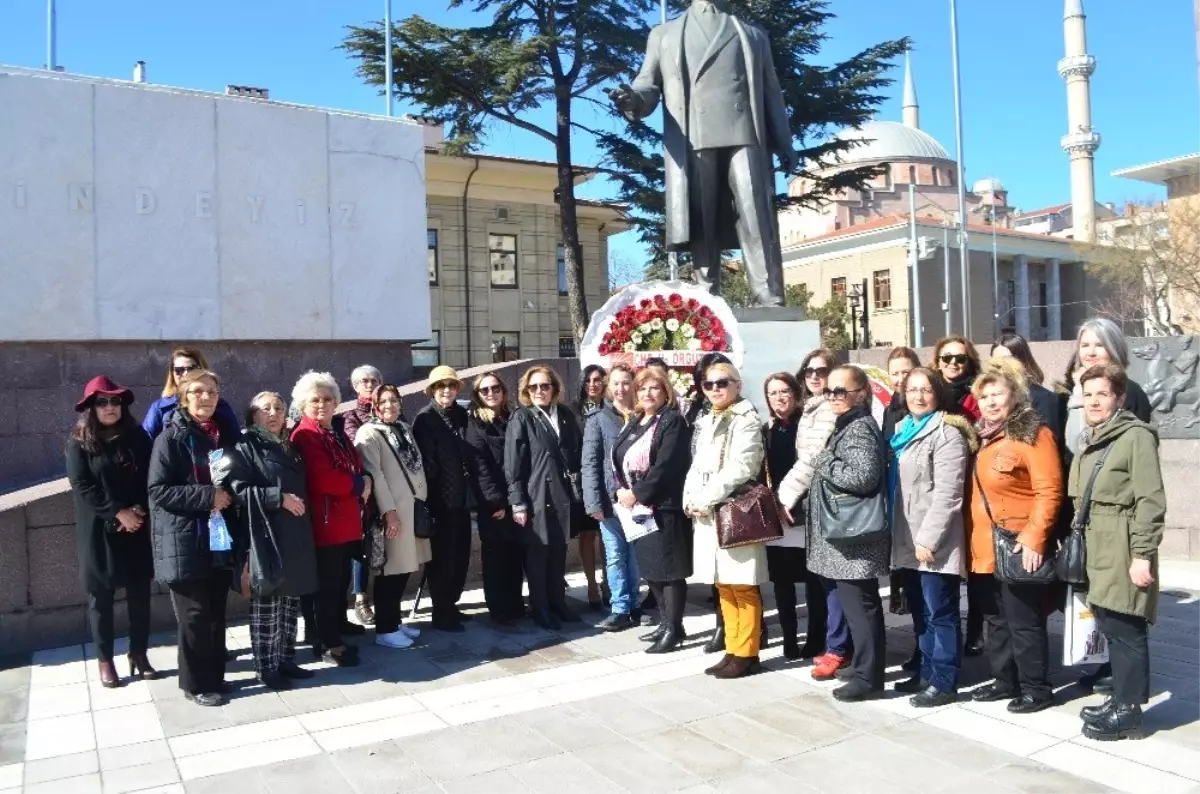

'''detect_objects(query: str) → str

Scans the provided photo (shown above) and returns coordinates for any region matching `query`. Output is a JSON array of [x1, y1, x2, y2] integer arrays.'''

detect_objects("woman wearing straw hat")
[[412, 365, 475, 632]]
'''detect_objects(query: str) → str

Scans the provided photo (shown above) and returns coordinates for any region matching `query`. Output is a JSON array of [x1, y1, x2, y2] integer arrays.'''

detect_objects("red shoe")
[[811, 653, 845, 681]]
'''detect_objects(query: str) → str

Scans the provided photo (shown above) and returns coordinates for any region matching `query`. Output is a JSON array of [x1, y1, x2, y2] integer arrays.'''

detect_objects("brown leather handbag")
[[714, 424, 784, 549]]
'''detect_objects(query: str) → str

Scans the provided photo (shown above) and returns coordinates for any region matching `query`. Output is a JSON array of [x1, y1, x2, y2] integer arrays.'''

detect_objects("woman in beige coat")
[[684, 362, 767, 679], [354, 384, 432, 650]]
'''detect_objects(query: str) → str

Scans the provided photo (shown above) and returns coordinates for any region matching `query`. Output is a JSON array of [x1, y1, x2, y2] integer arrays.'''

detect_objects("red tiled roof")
[[1013, 202, 1070, 219], [787, 212, 1083, 248]]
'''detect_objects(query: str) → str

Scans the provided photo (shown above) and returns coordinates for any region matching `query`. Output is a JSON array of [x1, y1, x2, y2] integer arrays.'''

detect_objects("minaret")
[[1059, 0, 1100, 242], [902, 49, 919, 129]]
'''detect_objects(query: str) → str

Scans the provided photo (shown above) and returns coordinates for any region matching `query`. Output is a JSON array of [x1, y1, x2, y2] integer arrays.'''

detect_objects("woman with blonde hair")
[[613, 367, 692, 650], [142, 346, 239, 440], [684, 361, 768, 678], [505, 366, 585, 629]]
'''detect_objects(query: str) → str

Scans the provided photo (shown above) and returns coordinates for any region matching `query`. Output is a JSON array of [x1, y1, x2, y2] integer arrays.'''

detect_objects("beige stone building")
[[419, 124, 628, 373]]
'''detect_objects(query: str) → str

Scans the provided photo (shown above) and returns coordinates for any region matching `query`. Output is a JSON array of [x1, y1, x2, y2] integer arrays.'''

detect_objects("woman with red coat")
[[290, 371, 372, 667]]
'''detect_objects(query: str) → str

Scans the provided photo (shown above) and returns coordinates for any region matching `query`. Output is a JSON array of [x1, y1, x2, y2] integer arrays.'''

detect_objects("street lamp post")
[[46, 0, 57, 72], [384, 0, 393, 116], [848, 285, 860, 349], [949, 0, 971, 336]]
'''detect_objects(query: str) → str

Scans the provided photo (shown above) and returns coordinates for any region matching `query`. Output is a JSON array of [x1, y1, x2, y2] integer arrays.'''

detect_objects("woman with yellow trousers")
[[684, 361, 768, 679]]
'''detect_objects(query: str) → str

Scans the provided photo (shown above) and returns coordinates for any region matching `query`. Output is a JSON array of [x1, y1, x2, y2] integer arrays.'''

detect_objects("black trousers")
[[766, 546, 828, 648], [836, 578, 886, 689], [966, 572, 991, 641], [525, 543, 568, 620], [427, 508, 473, 622], [1094, 606, 1150, 705], [169, 570, 232, 695], [314, 542, 356, 650], [479, 517, 525, 622], [88, 578, 152, 662], [373, 572, 412, 635], [983, 577, 1051, 699], [647, 579, 686, 630]]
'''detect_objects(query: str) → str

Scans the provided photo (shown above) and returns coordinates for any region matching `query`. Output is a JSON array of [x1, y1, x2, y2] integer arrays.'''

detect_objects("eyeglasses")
[[93, 396, 123, 408], [702, 379, 733, 391], [939, 354, 970, 366], [357, 377, 380, 386], [527, 383, 553, 393], [432, 381, 458, 391], [309, 395, 335, 404], [477, 385, 504, 396], [905, 387, 935, 396], [767, 390, 794, 400], [173, 365, 197, 377], [187, 388, 219, 399], [823, 387, 864, 401], [802, 366, 830, 379]]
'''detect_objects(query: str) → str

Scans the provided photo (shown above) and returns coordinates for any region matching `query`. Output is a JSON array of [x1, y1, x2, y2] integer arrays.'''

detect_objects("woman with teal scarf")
[[887, 368, 975, 708]]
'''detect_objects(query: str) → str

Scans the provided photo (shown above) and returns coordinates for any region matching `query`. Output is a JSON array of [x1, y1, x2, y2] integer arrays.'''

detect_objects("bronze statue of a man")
[[610, 0, 797, 306]]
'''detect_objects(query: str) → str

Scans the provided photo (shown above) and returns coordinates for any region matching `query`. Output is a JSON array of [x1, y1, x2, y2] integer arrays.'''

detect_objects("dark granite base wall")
[[0, 341, 413, 492]]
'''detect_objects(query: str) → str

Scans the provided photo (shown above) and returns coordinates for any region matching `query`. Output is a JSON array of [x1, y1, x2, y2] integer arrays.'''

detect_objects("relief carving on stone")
[[1129, 335, 1200, 438]]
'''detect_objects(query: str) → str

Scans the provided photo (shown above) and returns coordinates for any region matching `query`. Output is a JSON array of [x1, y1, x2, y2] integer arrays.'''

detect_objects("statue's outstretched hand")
[[778, 149, 799, 175], [607, 83, 642, 118]]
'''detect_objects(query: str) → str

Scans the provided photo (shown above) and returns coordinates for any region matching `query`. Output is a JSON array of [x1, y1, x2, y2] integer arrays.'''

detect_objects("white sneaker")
[[398, 625, 421, 640], [375, 630, 413, 649]]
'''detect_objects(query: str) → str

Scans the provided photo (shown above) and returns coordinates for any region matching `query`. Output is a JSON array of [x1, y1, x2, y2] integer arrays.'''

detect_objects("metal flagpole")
[[46, 0, 57, 71], [909, 171, 922, 347], [943, 223, 952, 336], [991, 198, 999, 337], [949, 0, 971, 336], [384, 0, 394, 116]]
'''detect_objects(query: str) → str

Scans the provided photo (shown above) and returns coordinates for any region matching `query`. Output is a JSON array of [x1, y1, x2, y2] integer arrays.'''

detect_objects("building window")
[[831, 277, 847, 298], [558, 335, 577, 358], [557, 244, 568, 295], [427, 229, 439, 285], [489, 234, 518, 288], [872, 269, 892, 309], [1039, 282, 1048, 327], [491, 332, 520, 363], [412, 331, 440, 371], [932, 168, 941, 187]]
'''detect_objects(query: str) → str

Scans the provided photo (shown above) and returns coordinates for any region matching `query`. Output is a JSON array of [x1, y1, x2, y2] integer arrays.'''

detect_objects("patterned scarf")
[[621, 415, 659, 505], [248, 423, 290, 451], [369, 416, 423, 474], [977, 417, 1006, 441], [316, 422, 360, 475]]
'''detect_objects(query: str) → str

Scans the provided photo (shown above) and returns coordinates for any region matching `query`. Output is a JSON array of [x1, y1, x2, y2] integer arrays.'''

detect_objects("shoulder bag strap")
[[383, 437, 420, 499], [972, 462, 999, 527], [1071, 444, 1116, 531]]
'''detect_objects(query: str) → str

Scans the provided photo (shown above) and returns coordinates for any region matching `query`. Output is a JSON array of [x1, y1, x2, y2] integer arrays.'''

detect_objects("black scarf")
[[834, 404, 870, 434], [945, 375, 974, 411]]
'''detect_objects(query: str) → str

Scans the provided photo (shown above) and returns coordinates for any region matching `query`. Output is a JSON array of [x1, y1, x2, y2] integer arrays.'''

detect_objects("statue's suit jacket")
[[629, 12, 792, 251]]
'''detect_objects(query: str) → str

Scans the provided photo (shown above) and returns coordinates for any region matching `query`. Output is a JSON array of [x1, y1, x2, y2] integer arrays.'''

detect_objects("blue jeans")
[[907, 569, 962, 693], [351, 558, 366, 597], [820, 576, 853, 657], [599, 516, 640, 616]]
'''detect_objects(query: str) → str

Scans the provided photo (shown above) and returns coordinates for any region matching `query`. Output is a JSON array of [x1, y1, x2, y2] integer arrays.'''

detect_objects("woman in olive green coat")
[[1068, 364, 1165, 743]]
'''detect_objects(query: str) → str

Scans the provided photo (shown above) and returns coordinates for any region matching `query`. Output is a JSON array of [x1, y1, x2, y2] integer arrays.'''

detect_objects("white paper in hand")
[[614, 503, 660, 543]]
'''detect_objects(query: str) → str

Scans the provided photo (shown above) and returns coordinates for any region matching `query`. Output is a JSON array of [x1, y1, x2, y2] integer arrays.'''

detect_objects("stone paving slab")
[[0, 573, 1196, 793]]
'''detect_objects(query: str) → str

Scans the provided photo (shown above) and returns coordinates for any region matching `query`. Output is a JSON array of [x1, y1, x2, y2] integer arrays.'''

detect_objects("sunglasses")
[[702, 379, 732, 391], [93, 396, 123, 408], [939, 354, 970, 366], [802, 366, 830, 379], [477, 385, 504, 396], [173, 365, 197, 377], [432, 381, 458, 391], [527, 383, 554, 393], [823, 386, 864, 401]]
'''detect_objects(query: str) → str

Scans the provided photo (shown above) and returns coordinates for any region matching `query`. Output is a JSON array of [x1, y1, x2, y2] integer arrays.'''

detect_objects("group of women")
[[65, 317, 1167, 739]]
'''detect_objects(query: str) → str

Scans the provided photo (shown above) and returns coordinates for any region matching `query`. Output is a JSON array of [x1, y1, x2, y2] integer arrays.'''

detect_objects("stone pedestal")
[[732, 307, 821, 417]]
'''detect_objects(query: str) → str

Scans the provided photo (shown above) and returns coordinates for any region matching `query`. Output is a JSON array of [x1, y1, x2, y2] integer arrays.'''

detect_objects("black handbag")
[[384, 437, 436, 540], [1056, 444, 1114, 587], [973, 465, 1056, 586], [816, 478, 888, 546]]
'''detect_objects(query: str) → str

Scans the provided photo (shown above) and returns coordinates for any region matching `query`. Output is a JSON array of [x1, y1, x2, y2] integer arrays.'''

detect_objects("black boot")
[[1082, 703, 1145, 741], [645, 624, 683, 654], [704, 626, 725, 654], [1080, 697, 1116, 725], [640, 624, 666, 642]]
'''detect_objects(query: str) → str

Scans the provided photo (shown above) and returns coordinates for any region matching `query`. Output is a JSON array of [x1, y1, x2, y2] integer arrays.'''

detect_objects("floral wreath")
[[598, 292, 728, 356]]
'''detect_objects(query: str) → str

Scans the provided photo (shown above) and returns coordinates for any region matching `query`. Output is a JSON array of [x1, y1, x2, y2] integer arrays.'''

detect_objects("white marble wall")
[[0, 67, 430, 342]]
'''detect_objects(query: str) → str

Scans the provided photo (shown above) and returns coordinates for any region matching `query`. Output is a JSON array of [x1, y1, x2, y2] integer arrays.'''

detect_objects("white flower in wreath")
[[665, 318, 680, 332], [681, 324, 696, 338], [650, 317, 664, 331], [687, 338, 702, 351], [631, 331, 644, 344], [623, 342, 636, 353], [637, 323, 651, 334]]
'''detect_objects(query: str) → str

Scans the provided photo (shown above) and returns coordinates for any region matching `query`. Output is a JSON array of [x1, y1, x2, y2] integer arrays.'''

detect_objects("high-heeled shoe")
[[703, 626, 725, 654], [645, 624, 684, 654], [127, 653, 159, 680], [98, 659, 121, 689]]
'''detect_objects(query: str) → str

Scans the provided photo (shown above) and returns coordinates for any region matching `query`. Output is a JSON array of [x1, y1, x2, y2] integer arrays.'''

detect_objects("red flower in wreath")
[[668, 292, 683, 307]]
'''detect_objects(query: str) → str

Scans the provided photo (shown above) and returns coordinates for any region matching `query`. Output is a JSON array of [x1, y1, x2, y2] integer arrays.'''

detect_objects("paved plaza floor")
[[1, 571, 1197, 794]]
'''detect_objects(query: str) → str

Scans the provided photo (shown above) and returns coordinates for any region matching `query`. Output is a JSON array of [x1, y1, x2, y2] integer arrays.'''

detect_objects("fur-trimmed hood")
[[980, 405, 1043, 446], [942, 412, 980, 453]]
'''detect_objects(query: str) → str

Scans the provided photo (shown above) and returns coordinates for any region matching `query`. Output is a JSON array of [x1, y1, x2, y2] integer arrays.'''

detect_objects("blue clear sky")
[[3, 0, 1196, 263]]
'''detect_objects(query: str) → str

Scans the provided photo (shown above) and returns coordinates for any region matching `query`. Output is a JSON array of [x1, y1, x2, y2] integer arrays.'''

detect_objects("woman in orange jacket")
[[966, 358, 1062, 715]]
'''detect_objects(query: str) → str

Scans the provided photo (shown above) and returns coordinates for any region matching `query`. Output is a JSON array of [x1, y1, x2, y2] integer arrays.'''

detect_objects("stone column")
[[1047, 258, 1063, 340], [1015, 254, 1031, 338]]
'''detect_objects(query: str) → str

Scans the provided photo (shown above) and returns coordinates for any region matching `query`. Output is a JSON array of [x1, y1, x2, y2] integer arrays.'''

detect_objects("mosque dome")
[[831, 120, 952, 165], [973, 176, 1006, 193]]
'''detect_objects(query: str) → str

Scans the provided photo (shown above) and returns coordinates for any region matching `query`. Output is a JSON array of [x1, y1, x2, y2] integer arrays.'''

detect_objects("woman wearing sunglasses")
[[66, 376, 156, 688], [806, 365, 891, 701], [465, 374, 526, 627], [930, 336, 983, 422], [505, 366, 584, 630], [684, 362, 768, 679], [141, 346, 240, 441]]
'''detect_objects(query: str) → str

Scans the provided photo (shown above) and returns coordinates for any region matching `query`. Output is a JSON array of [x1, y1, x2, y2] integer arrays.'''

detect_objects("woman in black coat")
[[66, 376, 155, 688], [148, 370, 239, 707], [223, 392, 319, 690], [412, 365, 474, 632], [505, 366, 584, 631], [613, 368, 693, 653], [465, 373, 525, 627]]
